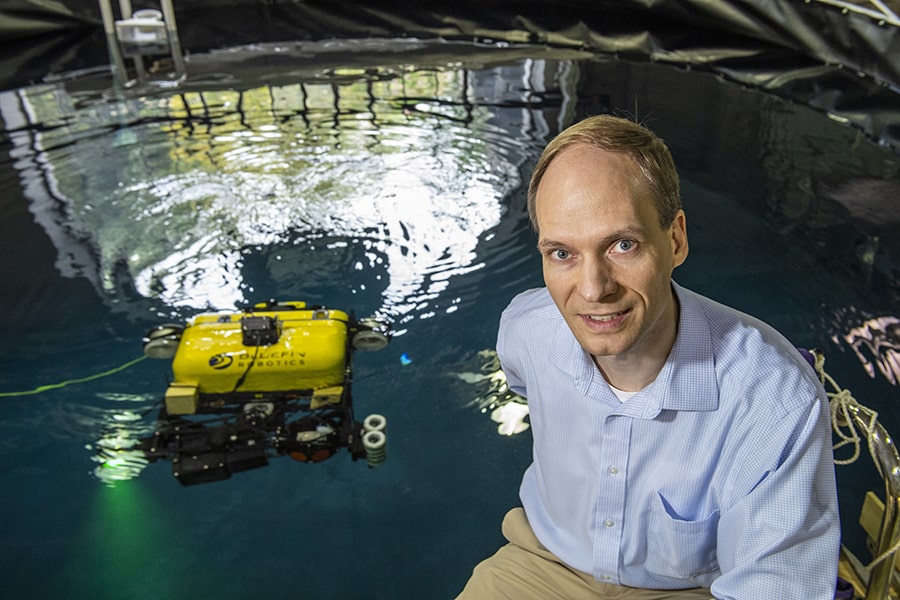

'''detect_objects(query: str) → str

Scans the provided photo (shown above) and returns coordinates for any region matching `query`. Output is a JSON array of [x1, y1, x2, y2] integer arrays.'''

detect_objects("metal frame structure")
[[847, 403, 900, 599], [97, 0, 185, 86]]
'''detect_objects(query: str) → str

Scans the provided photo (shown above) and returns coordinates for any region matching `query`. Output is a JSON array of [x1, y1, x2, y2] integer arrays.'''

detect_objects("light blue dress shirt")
[[497, 282, 840, 599]]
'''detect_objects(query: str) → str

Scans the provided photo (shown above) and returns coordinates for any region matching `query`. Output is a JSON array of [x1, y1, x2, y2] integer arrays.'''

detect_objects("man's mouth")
[[586, 310, 628, 322]]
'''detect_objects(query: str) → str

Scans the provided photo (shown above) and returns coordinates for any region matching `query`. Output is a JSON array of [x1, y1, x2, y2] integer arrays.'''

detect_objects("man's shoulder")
[[498, 288, 564, 354], [676, 285, 825, 414], [677, 284, 796, 353]]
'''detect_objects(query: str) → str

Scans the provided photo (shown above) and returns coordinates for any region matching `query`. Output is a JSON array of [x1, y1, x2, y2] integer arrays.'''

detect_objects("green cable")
[[0, 355, 149, 397]]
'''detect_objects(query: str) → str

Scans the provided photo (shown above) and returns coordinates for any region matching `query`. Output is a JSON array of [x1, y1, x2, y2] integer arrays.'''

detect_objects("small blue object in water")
[[400, 353, 412, 365]]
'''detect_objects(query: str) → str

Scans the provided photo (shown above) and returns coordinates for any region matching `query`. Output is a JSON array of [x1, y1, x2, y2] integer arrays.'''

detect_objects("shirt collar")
[[658, 282, 719, 413], [549, 315, 596, 395]]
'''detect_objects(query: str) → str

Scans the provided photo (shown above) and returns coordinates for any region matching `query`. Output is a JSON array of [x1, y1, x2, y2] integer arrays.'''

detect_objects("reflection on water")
[[86, 394, 158, 484], [92, 416, 151, 484], [839, 316, 900, 386], [2, 57, 536, 328], [455, 349, 529, 435]]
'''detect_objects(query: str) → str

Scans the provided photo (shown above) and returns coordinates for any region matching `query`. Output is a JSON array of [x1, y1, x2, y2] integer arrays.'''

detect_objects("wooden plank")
[[859, 490, 900, 571]]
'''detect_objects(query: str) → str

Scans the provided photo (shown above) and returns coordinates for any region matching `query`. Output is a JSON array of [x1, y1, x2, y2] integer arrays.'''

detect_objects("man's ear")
[[670, 210, 689, 268]]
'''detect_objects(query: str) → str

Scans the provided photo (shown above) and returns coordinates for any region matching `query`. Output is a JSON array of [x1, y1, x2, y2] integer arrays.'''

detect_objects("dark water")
[[0, 39, 898, 598]]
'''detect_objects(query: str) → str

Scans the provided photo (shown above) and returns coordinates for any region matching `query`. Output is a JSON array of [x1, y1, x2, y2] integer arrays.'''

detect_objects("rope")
[[822, 352, 879, 471], [0, 355, 148, 397], [814, 351, 900, 571]]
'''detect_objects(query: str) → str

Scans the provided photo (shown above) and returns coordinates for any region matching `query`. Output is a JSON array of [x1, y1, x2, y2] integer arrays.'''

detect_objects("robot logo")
[[208, 354, 234, 370]]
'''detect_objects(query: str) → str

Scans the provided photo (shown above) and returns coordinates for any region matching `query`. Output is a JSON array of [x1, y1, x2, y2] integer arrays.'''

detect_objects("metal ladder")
[[97, 0, 186, 86]]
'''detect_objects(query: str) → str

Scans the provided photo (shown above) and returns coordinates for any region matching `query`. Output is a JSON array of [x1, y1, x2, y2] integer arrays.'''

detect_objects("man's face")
[[535, 144, 688, 365]]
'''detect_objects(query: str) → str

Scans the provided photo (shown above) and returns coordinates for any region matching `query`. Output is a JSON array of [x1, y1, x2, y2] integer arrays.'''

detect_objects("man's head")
[[530, 116, 688, 387]]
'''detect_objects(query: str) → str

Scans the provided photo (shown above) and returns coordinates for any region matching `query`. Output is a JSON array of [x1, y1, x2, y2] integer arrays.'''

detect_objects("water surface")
[[0, 38, 898, 598]]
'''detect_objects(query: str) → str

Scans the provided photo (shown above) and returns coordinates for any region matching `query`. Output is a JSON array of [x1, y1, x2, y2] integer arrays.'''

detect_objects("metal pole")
[[850, 405, 900, 599], [116, 0, 147, 82], [97, 0, 128, 85], [865, 494, 900, 599], [160, 0, 187, 80]]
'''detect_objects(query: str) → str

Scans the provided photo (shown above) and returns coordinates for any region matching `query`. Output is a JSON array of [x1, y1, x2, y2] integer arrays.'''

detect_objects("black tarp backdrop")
[[1, 0, 898, 85], [1, 0, 898, 149]]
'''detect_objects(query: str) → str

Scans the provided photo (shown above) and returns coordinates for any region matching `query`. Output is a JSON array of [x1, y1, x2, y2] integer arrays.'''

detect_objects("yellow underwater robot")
[[139, 300, 389, 485]]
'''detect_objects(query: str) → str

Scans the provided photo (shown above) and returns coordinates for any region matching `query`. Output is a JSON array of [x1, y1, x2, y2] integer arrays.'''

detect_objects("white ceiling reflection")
[[2, 70, 522, 325]]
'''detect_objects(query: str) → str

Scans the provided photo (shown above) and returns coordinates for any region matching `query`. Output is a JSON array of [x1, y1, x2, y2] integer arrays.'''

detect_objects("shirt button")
[[608, 465, 619, 475], [601, 574, 612, 581], [604, 519, 614, 528]]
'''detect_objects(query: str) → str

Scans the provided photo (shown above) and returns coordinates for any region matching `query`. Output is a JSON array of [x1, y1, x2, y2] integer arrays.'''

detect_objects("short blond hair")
[[527, 115, 681, 233]]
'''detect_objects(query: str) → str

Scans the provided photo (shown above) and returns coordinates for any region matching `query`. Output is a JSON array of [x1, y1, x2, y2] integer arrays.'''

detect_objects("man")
[[457, 115, 839, 599]]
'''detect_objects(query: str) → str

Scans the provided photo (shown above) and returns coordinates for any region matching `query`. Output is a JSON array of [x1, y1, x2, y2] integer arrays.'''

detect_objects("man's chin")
[[573, 333, 631, 360]]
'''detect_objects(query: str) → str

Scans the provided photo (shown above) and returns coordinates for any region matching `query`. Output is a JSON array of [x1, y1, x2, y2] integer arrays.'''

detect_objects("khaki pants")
[[457, 508, 712, 599]]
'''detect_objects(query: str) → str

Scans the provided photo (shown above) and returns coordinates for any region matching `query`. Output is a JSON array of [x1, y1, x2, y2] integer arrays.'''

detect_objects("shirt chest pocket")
[[645, 492, 720, 579]]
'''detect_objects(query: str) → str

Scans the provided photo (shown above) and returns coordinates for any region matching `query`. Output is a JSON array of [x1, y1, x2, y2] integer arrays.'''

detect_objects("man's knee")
[[456, 547, 512, 599], [457, 542, 575, 600]]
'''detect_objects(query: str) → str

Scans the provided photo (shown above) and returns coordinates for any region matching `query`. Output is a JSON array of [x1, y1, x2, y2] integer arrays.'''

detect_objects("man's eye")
[[552, 249, 570, 260], [614, 239, 636, 253]]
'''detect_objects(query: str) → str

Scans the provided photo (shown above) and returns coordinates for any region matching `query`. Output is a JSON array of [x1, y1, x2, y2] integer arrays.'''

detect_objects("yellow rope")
[[0, 355, 148, 397]]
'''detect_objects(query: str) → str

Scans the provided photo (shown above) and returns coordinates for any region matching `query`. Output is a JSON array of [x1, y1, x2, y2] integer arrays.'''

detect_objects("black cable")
[[231, 343, 260, 393]]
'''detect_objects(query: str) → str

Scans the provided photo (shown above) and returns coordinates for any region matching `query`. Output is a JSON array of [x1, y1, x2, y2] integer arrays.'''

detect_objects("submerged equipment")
[[137, 300, 390, 485]]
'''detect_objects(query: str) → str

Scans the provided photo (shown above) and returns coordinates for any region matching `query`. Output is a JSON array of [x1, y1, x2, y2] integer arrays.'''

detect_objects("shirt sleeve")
[[710, 395, 840, 599], [496, 298, 529, 399]]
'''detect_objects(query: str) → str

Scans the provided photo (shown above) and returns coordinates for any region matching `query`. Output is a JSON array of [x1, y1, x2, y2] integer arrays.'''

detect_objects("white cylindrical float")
[[363, 413, 387, 433], [362, 414, 387, 467]]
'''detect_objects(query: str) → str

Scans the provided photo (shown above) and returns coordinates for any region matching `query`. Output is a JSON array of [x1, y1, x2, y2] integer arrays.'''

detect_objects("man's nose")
[[578, 258, 616, 302]]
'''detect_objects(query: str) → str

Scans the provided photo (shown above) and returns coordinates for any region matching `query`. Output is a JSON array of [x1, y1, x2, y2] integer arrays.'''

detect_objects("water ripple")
[[13, 68, 536, 327]]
